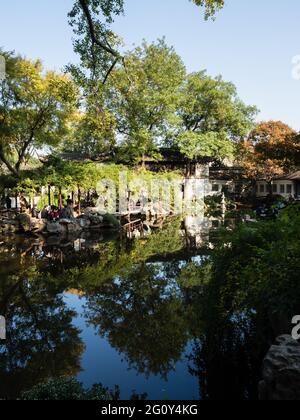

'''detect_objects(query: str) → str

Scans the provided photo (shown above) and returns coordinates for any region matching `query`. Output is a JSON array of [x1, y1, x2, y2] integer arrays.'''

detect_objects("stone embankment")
[[0, 210, 119, 236]]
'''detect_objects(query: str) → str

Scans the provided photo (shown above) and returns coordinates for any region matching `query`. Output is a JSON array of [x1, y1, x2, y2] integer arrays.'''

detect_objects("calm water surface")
[[0, 217, 266, 400]]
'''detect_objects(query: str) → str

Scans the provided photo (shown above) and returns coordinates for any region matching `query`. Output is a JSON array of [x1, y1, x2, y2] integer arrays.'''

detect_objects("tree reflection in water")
[[84, 261, 189, 378], [0, 242, 85, 399], [0, 214, 273, 400]]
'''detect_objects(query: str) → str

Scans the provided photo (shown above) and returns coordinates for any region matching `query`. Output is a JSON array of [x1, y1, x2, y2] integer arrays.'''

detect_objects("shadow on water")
[[0, 214, 279, 400]]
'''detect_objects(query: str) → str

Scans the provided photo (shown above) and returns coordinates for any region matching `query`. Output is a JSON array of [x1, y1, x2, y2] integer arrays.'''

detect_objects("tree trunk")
[[0, 152, 19, 178]]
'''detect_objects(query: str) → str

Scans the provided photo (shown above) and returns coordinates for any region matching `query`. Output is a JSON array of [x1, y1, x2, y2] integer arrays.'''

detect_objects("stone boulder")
[[89, 214, 104, 226], [46, 222, 66, 234], [46, 220, 83, 235], [17, 213, 32, 233], [78, 216, 91, 229], [0, 219, 19, 233], [29, 218, 45, 233], [2, 213, 45, 234], [67, 221, 83, 234], [259, 335, 300, 400]]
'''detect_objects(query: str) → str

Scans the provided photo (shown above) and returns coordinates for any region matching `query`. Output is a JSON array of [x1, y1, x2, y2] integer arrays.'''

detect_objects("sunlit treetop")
[[69, 0, 225, 84]]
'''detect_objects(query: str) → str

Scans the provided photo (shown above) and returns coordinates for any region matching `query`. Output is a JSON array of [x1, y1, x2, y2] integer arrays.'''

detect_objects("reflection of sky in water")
[[64, 293, 199, 400]]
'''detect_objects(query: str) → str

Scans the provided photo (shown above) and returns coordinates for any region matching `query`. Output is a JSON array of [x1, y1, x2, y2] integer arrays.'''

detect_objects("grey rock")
[[67, 222, 83, 234], [17, 213, 32, 232], [78, 217, 91, 229], [259, 335, 300, 400], [46, 222, 65, 234], [89, 214, 104, 225]]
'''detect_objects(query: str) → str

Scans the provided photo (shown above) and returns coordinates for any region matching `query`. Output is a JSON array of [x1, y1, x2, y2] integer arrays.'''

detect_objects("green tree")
[[176, 72, 257, 162], [66, 2, 226, 159], [108, 40, 186, 163], [69, 1, 224, 83], [65, 107, 116, 157], [239, 121, 298, 183], [0, 52, 78, 178]]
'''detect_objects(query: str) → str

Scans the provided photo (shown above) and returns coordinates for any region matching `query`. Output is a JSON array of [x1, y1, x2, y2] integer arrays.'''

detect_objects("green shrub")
[[20, 378, 116, 401], [102, 213, 120, 227]]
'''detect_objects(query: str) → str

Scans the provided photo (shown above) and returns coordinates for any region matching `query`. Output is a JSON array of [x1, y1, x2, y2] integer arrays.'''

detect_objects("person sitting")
[[60, 206, 69, 219], [49, 206, 60, 222], [60, 202, 74, 220], [41, 206, 49, 219]]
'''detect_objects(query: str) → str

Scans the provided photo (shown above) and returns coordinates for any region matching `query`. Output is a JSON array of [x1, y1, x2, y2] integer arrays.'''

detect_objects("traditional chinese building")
[[256, 171, 300, 199]]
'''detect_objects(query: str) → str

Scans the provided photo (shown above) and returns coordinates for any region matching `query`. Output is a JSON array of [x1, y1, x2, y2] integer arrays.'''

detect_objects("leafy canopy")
[[107, 40, 186, 163], [69, 0, 225, 83], [0, 51, 78, 177], [176, 72, 258, 161], [239, 121, 298, 181]]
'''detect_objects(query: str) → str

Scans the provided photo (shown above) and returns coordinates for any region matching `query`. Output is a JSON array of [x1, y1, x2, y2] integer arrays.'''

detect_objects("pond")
[[0, 216, 270, 400]]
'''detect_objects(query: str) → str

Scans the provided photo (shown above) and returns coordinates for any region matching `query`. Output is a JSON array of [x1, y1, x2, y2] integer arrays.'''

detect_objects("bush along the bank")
[[196, 203, 300, 326], [20, 378, 120, 401]]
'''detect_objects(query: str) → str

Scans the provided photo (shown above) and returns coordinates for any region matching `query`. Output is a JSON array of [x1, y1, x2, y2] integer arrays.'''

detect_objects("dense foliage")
[[20, 378, 115, 400], [65, 40, 257, 164], [0, 156, 182, 209], [189, 204, 300, 342], [177, 72, 257, 161], [239, 121, 299, 181], [68, 0, 225, 83], [0, 52, 78, 177]]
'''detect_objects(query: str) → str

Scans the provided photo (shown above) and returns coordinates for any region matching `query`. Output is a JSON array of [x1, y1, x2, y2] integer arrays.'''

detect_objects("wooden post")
[[48, 185, 51, 207], [59, 187, 63, 209], [78, 187, 81, 215]]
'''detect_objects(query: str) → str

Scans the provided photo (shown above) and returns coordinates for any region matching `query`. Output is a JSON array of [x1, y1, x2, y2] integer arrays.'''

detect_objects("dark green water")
[[0, 217, 267, 400]]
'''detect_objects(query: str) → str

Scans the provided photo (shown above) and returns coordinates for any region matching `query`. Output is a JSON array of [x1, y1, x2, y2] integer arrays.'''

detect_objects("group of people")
[[1, 192, 77, 222], [39, 199, 75, 221]]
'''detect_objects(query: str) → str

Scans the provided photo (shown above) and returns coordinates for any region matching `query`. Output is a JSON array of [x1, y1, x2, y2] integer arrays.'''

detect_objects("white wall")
[[256, 180, 295, 198], [208, 180, 235, 196]]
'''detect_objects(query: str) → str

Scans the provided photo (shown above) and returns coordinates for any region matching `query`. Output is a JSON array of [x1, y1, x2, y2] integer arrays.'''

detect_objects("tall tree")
[[66, 1, 226, 157], [239, 121, 298, 182], [176, 71, 257, 162], [0, 52, 78, 177], [107, 40, 186, 163], [69, 0, 225, 83]]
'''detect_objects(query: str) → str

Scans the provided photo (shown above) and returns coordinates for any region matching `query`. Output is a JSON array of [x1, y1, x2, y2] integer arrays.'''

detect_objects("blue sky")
[[0, 0, 299, 130]]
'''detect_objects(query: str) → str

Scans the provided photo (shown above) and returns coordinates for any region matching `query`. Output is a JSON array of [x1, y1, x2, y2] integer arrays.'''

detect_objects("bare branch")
[[78, 0, 120, 59], [103, 57, 119, 85]]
